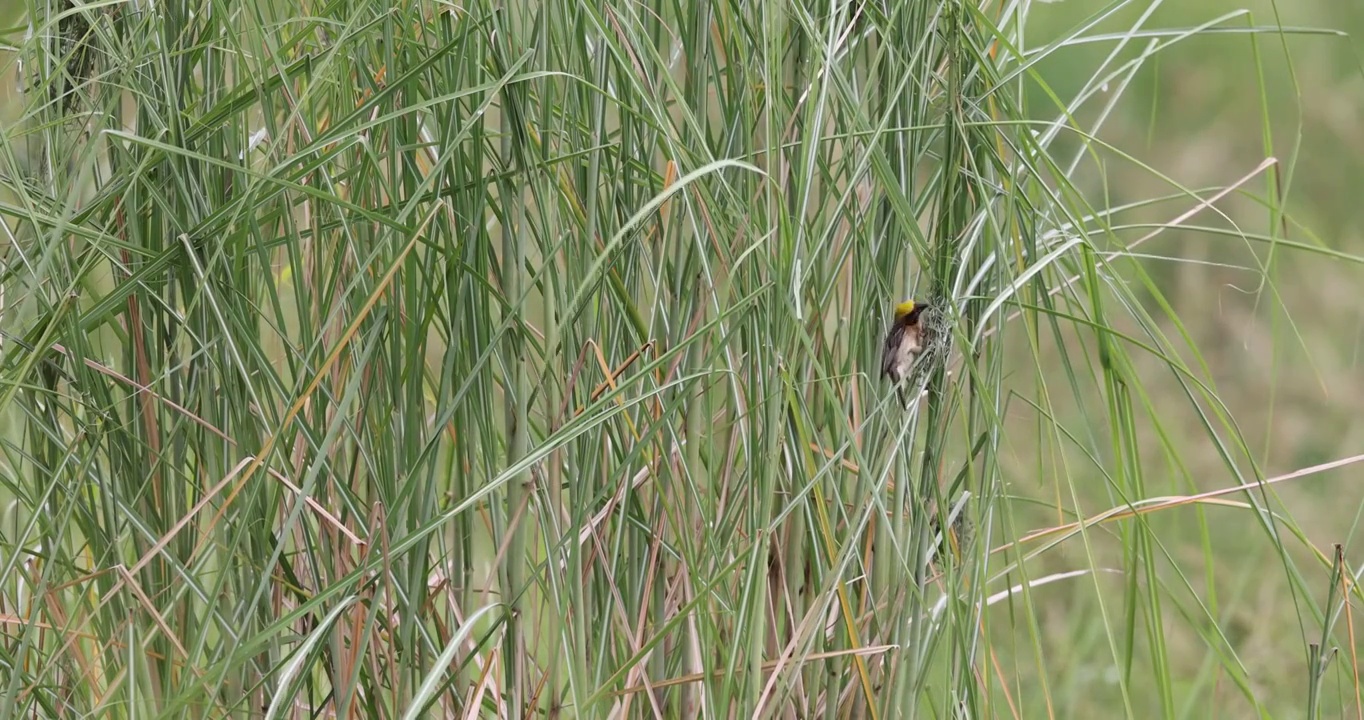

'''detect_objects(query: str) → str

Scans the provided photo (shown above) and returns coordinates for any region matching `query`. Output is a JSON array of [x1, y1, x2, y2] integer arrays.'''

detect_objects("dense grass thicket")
[[1, 0, 1361, 717]]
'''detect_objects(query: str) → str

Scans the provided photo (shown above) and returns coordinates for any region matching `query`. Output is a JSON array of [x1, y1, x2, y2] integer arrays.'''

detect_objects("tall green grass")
[[0, 0, 1359, 717]]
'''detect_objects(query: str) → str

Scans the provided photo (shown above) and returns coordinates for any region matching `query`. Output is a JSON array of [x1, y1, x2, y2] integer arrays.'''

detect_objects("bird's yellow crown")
[[893, 300, 916, 319]]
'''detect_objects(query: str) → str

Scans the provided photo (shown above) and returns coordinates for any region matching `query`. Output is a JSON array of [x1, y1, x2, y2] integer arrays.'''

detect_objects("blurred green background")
[[1013, 1, 1364, 715], [1019, 5, 1364, 534]]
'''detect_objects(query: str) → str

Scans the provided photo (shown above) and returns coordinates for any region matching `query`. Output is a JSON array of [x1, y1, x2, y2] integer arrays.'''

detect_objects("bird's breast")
[[893, 328, 923, 381]]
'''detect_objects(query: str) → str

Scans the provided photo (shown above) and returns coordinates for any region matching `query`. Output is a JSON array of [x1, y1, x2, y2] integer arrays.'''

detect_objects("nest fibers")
[[910, 298, 953, 381]]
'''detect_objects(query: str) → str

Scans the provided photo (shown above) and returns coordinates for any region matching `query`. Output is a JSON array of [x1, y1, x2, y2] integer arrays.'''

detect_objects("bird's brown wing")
[[881, 323, 905, 380]]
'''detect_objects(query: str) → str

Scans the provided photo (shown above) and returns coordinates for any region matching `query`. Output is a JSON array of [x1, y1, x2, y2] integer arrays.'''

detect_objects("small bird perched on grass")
[[881, 299, 928, 394]]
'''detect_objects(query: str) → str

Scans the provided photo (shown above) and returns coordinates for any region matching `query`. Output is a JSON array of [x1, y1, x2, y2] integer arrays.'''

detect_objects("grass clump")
[[0, 0, 1361, 717]]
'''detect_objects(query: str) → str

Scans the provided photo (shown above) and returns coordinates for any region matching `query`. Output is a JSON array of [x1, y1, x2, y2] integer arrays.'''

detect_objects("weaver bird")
[[881, 299, 927, 389]]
